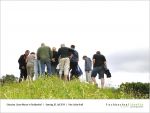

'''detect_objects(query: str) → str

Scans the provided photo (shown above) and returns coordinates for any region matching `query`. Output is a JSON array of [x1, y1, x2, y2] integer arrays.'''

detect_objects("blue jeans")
[[34, 60, 42, 79], [40, 59, 51, 75]]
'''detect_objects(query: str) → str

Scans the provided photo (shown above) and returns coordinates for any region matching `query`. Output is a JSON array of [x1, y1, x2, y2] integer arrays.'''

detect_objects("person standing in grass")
[[57, 44, 73, 81], [51, 47, 59, 75], [37, 43, 52, 75], [26, 52, 35, 81], [91, 51, 107, 88], [18, 50, 30, 82], [34, 54, 42, 79], [69, 45, 80, 80], [82, 55, 92, 83]]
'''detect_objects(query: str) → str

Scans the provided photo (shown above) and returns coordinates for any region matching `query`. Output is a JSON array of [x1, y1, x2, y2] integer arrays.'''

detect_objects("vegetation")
[[0, 76, 149, 99], [0, 74, 18, 85], [119, 82, 150, 99]]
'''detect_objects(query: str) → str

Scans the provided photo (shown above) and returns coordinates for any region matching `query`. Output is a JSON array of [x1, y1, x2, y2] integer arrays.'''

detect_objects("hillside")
[[0, 76, 149, 99]]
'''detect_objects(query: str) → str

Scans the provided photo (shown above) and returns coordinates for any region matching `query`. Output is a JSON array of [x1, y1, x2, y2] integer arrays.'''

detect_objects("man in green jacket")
[[37, 43, 52, 75]]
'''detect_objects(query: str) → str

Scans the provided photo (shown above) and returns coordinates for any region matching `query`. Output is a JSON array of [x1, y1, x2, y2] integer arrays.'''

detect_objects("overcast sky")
[[1, 1, 149, 86]]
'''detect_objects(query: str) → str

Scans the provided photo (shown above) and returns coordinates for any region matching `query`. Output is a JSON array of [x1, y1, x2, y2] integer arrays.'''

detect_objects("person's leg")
[[59, 58, 64, 79], [34, 60, 38, 79], [28, 66, 32, 81], [87, 71, 92, 83], [91, 67, 98, 87], [46, 60, 51, 75], [19, 69, 24, 82], [52, 64, 57, 75], [70, 62, 79, 79], [38, 60, 42, 75], [64, 58, 70, 81], [40, 61, 45, 75], [51, 65, 56, 75], [100, 78, 105, 88], [91, 77, 97, 84], [31, 66, 34, 81], [73, 62, 79, 78], [23, 68, 27, 81], [69, 62, 73, 80], [85, 71, 88, 82], [26, 66, 30, 81], [98, 66, 105, 88]]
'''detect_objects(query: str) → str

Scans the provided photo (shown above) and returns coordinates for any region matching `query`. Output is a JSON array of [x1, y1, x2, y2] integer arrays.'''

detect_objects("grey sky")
[[107, 49, 149, 73]]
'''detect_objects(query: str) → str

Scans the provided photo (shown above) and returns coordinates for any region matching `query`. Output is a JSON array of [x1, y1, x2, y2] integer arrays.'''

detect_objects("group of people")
[[18, 43, 111, 88], [18, 43, 81, 82]]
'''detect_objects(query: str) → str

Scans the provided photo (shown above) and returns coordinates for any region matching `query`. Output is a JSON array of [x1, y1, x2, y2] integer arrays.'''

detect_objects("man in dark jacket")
[[69, 45, 80, 80], [18, 50, 30, 82], [57, 44, 73, 81]]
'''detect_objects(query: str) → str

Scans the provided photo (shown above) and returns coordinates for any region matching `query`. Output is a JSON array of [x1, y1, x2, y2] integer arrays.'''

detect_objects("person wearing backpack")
[[83, 55, 92, 83]]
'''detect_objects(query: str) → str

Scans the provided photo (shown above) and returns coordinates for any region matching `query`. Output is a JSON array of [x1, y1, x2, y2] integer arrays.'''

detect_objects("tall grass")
[[0, 76, 147, 99]]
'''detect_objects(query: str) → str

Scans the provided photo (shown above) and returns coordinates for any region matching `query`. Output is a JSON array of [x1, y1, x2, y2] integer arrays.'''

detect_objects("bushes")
[[119, 82, 150, 99], [0, 74, 18, 86]]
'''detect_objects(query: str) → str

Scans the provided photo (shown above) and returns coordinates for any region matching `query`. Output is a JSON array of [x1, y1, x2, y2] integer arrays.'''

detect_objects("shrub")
[[119, 82, 150, 99]]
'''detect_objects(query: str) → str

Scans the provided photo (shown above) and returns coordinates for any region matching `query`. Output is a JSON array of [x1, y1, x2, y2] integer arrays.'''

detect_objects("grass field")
[[0, 76, 148, 99]]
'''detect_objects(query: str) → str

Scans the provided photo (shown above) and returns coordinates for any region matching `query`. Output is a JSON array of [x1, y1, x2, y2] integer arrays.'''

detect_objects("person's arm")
[[93, 59, 95, 65], [18, 55, 21, 64], [49, 47, 52, 60], [37, 48, 40, 60], [18, 55, 25, 69], [57, 48, 61, 58], [103, 55, 107, 69], [77, 51, 79, 62], [92, 54, 96, 66]]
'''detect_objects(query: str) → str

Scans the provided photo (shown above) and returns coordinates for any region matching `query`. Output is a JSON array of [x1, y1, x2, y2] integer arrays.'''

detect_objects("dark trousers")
[[70, 62, 78, 79], [19, 69, 27, 82]]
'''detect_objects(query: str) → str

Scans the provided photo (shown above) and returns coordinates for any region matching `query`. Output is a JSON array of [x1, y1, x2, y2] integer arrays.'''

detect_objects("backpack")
[[105, 69, 111, 78]]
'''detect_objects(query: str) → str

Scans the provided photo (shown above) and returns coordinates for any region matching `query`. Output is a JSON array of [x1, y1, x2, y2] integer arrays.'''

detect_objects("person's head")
[[41, 43, 45, 47], [96, 51, 101, 55], [71, 45, 75, 49], [30, 52, 35, 55], [61, 44, 65, 48], [30, 52, 35, 57], [25, 50, 30, 56], [52, 47, 56, 51], [82, 55, 87, 60]]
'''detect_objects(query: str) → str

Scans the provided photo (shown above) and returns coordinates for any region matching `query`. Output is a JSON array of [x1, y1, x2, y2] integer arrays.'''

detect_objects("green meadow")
[[0, 76, 149, 99]]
